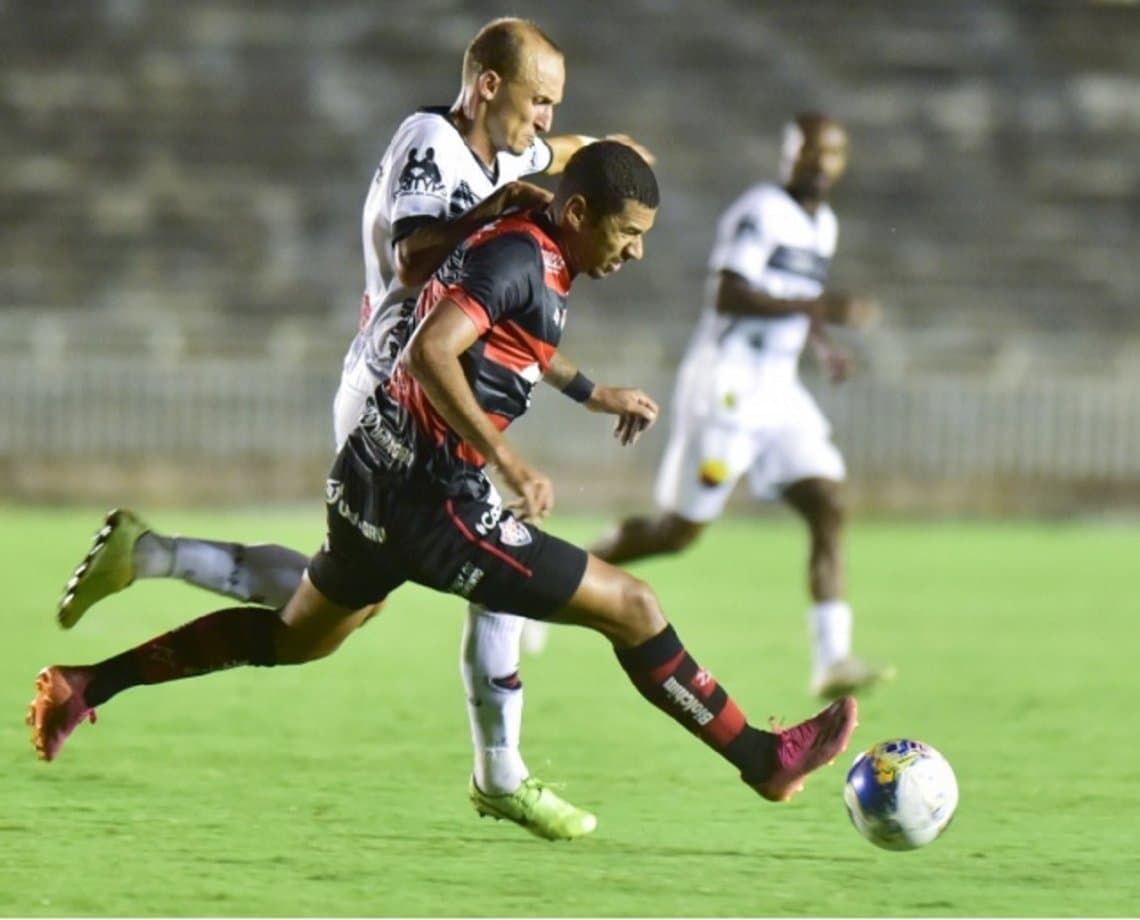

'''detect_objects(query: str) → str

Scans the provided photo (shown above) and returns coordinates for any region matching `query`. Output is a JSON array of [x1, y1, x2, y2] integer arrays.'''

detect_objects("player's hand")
[[498, 455, 555, 521], [487, 180, 554, 217], [808, 323, 854, 384], [604, 134, 657, 166], [586, 386, 659, 446], [612, 413, 653, 446], [826, 348, 853, 383]]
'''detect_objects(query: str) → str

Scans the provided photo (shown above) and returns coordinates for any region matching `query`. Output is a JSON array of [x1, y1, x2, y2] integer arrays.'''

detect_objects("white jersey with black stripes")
[[333, 107, 552, 448], [355, 106, 552, 380], [681, 182, 838, 421]]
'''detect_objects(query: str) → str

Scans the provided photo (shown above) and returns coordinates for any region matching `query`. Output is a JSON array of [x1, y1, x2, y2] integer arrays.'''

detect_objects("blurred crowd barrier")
[[3, 311, 1138, 515], [2, 0, 1138, 514]]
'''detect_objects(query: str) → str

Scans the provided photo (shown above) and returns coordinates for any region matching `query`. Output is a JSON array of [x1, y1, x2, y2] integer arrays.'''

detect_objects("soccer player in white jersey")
[[523, 113, 891, 698], [49, 17, 655, 841]]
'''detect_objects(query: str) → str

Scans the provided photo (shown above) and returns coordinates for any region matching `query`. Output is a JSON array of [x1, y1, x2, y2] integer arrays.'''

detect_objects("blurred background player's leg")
[[771, 421, 893, 697]]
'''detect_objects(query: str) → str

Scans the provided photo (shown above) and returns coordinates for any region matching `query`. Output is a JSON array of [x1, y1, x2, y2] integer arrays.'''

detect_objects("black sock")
[[86, 606, 279, 707], [615, 624, 777, 782]]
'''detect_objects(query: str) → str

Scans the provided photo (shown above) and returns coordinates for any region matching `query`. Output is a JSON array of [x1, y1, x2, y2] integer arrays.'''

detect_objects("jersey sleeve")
[[386, 118, 464, 229], [443, 233, 542, 335], [708, 189, 775, 287]]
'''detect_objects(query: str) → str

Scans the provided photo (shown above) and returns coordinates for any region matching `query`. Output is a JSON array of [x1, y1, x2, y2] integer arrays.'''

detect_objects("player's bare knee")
[[619, 575, 666, 639], [792, 478, 846, 535]]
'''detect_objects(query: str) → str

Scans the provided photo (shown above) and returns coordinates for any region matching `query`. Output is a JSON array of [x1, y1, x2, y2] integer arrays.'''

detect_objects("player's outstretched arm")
[[815, 291, 881, 328], [392, 181, 553, 287], [714, 270, 879, 328], [544, 134, 656, 174], [403, 300, 554, 519], [714, 269, 819, 319]]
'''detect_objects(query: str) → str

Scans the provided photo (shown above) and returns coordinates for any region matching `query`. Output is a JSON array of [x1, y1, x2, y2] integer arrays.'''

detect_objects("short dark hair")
[[463, 18, 562, 84], [555, 140, 660, 217]]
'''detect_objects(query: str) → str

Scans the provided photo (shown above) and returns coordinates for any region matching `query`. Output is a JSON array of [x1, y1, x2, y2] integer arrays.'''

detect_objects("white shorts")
[[332, 344, 381, 450], [653, 379, 845, 523]]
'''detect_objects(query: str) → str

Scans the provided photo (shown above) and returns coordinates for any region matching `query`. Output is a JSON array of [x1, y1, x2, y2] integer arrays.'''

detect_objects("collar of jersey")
[[418, 105, 500, 185]]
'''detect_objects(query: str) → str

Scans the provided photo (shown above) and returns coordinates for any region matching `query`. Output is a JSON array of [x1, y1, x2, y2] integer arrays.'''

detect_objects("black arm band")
[[562, 371, 595, 404]]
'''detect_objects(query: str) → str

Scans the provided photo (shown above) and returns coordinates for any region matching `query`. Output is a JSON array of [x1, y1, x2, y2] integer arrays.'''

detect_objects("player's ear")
[[477, 70, 501, 102], [563, 194, 590, 230]]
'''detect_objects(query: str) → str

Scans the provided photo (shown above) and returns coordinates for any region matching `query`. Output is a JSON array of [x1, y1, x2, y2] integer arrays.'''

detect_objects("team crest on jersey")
[[541, 250, 566, 276], [325, 479, 344, 504], [499, 517, 533, 547], [733, 216, 760, 240], [398, 146, 445, 194]]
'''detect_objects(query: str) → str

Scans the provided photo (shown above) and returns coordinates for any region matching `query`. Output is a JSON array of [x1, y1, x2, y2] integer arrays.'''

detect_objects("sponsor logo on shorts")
[[449, 561, 485, 597], [474, 498, 504, 537], [326, 479, 386, 544], [359, 401, 415, 470], [662, 676, 715, 726], [498, 517, 533, 547]]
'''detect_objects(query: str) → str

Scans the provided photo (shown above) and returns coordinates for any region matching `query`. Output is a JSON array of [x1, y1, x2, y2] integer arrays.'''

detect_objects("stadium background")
[[2, 0, 1138, 516], [5, 5, 1140, 917]]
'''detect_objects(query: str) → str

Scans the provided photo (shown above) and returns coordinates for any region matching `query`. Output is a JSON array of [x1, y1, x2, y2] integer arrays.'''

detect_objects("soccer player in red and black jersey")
[[28, 142, 857, 812]]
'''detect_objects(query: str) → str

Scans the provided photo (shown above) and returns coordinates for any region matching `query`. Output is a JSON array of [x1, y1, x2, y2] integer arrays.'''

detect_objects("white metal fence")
[[3, 347, 1139, 512], [817, 378, 1140, 480]]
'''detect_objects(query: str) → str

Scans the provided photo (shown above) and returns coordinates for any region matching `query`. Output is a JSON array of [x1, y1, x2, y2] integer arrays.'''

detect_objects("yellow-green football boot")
[[469, 776, 597, 841], [57, 509, 149, 629]]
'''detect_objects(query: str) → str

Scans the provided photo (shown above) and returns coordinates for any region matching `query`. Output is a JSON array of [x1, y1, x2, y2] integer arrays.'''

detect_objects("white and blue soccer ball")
[[843, 739, 958, 851]]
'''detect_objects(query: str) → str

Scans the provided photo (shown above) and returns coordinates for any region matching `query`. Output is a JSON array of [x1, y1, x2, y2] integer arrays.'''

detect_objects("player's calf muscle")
[[274, 580, 366, 664], [557, 557, 665, 647]]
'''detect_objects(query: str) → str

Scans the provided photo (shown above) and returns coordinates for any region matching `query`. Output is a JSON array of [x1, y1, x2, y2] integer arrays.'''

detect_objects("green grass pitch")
[[2, 506, 1139, 916]]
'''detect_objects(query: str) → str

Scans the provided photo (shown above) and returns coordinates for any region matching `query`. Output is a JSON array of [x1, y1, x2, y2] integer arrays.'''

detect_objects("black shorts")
[[308, 438, 588, 617]]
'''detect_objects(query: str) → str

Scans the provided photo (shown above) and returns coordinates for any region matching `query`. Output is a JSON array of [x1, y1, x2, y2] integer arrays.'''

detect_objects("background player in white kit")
[[524, 113, 892, 699], [53, 17, 654, 840]]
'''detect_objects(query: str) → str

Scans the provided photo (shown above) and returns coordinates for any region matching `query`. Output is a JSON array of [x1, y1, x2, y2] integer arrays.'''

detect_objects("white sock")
[[809, 599, 853, 677], [461, 605, 528, 795], [133, 532, 176, 578], [135, 535, 306, 607]]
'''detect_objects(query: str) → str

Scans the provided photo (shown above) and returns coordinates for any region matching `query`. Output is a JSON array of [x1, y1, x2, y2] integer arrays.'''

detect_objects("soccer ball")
[[843, 739, 958, 851]]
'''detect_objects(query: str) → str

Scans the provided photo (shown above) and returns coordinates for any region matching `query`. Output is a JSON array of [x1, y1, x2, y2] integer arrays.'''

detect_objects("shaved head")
[[462, 17, 563, 85]]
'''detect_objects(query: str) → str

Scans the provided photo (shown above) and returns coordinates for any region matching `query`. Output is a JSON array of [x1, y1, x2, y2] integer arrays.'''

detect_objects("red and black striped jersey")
[[365, 211, 572, 499]]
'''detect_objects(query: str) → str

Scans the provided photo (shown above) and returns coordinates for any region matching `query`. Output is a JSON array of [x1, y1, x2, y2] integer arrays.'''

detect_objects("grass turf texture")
[[2, 507, 1138, 916]]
